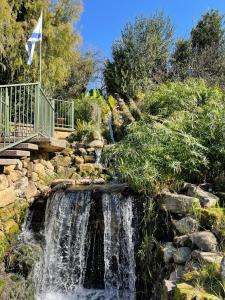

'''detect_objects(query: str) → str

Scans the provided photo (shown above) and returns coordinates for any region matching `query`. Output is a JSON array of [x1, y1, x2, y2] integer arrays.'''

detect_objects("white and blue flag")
[[25, 11, 43, 65]]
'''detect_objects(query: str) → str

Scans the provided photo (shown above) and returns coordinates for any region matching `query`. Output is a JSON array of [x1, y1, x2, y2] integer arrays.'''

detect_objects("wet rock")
[[192, 250, 223, 265], [189, 231, 218, 252], [187, 184, 218, 208], [0, 174, 9, 191], [92, 178, 105, 185], [5, 243, 42, 279], [173, 247, 191, 264], [159, 192, 201, 215], [173, 216, 199, 235], [162, 242, 176, 263], [51, 179, 75, 188], [76, 178, 92, 185]]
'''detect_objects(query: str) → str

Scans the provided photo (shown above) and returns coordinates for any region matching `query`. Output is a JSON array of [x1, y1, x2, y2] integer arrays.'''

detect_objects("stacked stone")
[[159, 185, 224, 299]]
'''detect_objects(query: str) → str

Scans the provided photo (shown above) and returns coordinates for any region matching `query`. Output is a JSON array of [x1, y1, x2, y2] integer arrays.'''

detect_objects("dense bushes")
[[105, 80, 225, 193], [69, 91, 116, 142]]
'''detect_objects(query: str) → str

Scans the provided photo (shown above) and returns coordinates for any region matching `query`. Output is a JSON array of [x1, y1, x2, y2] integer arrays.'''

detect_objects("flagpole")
[[39, 39, 42, 86], [39, 10, 43, 86]]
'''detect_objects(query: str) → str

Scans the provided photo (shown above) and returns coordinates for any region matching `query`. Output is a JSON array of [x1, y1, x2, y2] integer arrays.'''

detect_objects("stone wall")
[[0, 132, 109, 261]]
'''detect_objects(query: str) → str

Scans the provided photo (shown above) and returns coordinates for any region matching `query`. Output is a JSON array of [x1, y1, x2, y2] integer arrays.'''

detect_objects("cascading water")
[[35, 188, 137, 300], [108, 111, 115, 144]]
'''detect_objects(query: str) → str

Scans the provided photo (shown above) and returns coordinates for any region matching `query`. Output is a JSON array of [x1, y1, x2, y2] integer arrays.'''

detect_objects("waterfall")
[[103, 194, 136, 300], [95, 148, 102, 165], [108, 111, 115, 144], [35, 189, 137, 300]]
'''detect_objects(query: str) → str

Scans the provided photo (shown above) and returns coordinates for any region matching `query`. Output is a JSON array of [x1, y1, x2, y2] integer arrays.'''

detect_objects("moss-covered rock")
[[79, 163, 102, 177], [174, 283, 220, 300], [0, 279, 5, 295], [0, 231, 9, 261], [200, 208, 225, 247], [4, 219, 19, 236], [5, 243, 42, 279], [181, 263, 224, 298]]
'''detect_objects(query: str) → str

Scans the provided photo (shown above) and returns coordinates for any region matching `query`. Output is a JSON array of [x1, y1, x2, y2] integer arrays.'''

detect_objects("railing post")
[[51, 99, 55, 137], [71, 100, 74, 130], [5, 88, 10, 139], [34, 84, 40, 133]]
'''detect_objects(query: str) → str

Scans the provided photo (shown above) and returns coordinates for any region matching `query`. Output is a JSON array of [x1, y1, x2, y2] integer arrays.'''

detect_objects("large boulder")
[[187, 184, 218, 208], [87, 140, 104, 149], [162, 242, 176, 263], [189, 231, 218, 252], [51, 179, 75, 188], [192, 250, 223, 265], [0, 175, 9, 191], [173, 217, 199, 235], [173, 247, 191, 264], [158, 192, 201, 215], [0, 187, 16, 208], [8, 170, 22, 183], [25, 181, 38, 202], [14, 177, 29, 198]]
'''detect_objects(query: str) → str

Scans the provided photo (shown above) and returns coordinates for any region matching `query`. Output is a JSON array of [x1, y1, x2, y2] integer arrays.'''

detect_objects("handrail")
[[0, 83, 74, 152], [53, 98, 74, 130], [0, 82, 39, 88]]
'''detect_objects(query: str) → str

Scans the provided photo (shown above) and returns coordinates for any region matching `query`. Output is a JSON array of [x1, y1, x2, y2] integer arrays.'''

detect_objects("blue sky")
[[78, 0, 225, 58]]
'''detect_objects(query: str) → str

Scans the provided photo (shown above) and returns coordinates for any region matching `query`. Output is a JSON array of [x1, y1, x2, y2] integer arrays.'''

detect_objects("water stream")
[[34, 189, 137, 300]]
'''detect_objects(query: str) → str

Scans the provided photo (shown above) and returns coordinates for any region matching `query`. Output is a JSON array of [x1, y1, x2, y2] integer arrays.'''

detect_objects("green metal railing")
[[0, 83, 54, 151], [0, 83, 74, 152], [54, 98, 74, 130]]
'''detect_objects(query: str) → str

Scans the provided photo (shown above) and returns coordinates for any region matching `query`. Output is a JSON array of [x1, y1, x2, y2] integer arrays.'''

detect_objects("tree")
[[0, 0, 93, 96], [171, 10, 225, 88], [171, 39, 192, 80], [191, 10, 225, 51], [104, 13, 173, 100]]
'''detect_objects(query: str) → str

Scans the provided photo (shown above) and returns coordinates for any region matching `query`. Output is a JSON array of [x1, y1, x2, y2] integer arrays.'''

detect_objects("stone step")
[[30, 137, 67, 152], [0, 150, 30, 157], [0, 159, 20, 165], [0, 143, 38, 151], [12, 143, 39, 151]]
